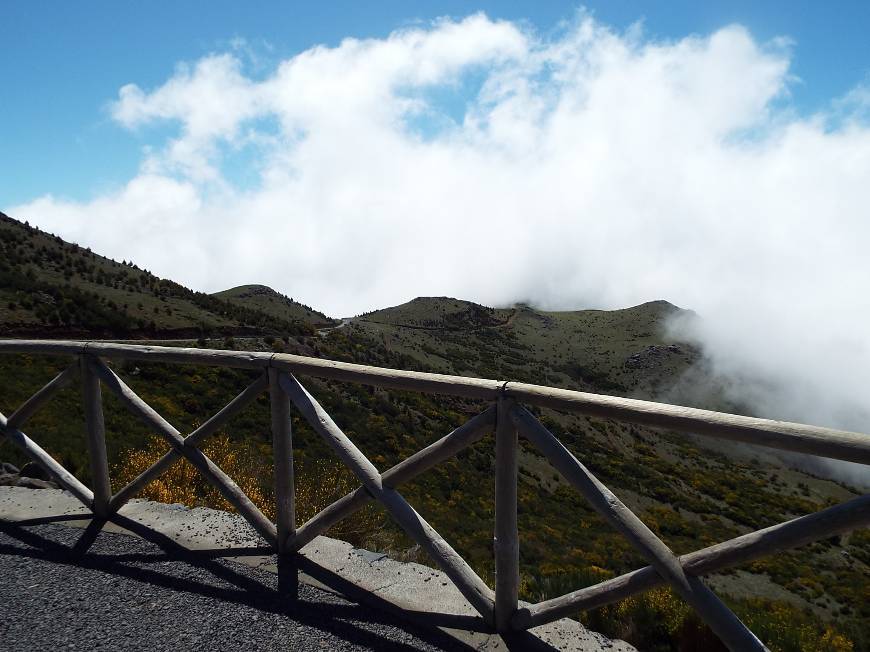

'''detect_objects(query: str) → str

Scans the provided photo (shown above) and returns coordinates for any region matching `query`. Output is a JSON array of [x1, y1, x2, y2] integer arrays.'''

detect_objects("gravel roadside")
[[0, 521, 469, 651]]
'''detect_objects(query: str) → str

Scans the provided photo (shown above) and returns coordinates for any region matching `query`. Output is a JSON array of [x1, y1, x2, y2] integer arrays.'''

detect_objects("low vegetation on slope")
[[212, 284, 335, 329], [0, 213, 319, 338], [1, 215, 867, 651], [354, 297, 700, 397]]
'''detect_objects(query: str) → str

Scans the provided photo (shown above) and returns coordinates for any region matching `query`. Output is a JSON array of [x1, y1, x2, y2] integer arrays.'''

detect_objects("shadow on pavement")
[[0, 515, 481, 652]]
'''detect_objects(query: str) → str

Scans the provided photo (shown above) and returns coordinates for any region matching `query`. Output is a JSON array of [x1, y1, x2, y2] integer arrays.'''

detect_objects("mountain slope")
[[213, 284, 335, 328], [351, 296, 705, 401], [0, 212, 319, 337]]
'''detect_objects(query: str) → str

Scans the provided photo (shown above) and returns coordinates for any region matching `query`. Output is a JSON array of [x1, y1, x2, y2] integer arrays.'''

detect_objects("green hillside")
[[1, 216, 867, 651], [213, 284, 335, 328], [360, 296, 514, 328], [0, 213, 319, 338], [353, 297, 701, 398]]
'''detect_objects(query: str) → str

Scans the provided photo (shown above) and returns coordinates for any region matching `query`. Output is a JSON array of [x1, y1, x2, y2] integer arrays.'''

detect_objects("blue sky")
[[2, 1, 870, 207], [3, 3, 870, 440]]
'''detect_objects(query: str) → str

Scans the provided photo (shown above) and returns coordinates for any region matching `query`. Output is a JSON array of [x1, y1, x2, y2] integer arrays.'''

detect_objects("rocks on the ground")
[[624, 344, 682, 370], [19, 461, 50, 480], [0, 465, 58, 489], [16, 476, 59, 489]]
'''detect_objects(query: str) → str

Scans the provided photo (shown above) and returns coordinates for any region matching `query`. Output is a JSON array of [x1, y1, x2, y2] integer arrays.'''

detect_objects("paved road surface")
[[0, 522, 468, 651]]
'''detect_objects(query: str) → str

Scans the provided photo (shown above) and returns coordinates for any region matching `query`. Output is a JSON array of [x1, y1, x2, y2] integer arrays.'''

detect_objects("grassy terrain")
[[1, 214, 868, 650]]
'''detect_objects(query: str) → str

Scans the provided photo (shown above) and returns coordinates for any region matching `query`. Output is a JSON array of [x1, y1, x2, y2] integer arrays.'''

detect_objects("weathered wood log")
[[270, 369, 295, 553], [6, 364, 78, 430], [270, 355, 501, 400], [382, 405, 497, 488], [512, 405, 764, 650], [280, 374, 381, 486], [515, 491, 870, 629], [505, 382, 870, 465], [109, 447, 177, 512], [0, 410, 94, 507], [2, 341, 869, 466], [280, 373, 495, 622], [290, 486, 369, 552], [0, 340, 267, 368], [110, 373, 269, 510], [290, 405, 496, 552], [494, 396, 519, 631], [186, 372, 269, 447], [0, 340, 96, 357], [81, 355, 111, 517], [0, 340, 502, 399], [88, 358, 277, 545]]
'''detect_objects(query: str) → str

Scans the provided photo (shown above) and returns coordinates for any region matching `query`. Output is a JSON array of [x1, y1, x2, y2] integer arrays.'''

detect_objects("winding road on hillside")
[[355, 308, 519, 333]]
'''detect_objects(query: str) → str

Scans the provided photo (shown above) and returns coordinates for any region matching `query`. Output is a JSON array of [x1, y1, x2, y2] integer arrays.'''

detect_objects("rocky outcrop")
[[624, 344, 683, 370]]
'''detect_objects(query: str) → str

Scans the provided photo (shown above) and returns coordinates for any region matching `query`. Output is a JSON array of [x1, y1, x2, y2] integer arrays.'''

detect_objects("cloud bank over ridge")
[[9, 11, 870, 452]]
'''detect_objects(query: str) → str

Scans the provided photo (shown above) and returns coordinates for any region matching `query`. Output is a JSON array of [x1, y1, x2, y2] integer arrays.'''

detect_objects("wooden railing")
[[1, 340, 869, 650]]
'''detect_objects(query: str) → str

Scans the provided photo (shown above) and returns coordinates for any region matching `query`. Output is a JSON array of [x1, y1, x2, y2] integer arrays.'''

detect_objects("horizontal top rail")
[[0, 339, 502, 399], [504, 383, 870, 466], [2, 339, 869, 465]]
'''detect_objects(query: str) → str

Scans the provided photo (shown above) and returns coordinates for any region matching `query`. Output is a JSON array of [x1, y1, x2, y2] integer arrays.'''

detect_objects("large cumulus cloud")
[[9, 12, 870, 479]]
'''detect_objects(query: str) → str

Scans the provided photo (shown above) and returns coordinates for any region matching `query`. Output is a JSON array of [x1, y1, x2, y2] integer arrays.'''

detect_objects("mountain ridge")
[[0, 212, 318, 338], [2, 210, 690, 345], [212, 283, 335, 328]]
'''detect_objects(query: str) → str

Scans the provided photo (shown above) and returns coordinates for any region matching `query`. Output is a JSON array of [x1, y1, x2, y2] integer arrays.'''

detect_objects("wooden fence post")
[[80, 354, 111, 517], [270, 368, 295, 553], [494, 394, 519, 630]]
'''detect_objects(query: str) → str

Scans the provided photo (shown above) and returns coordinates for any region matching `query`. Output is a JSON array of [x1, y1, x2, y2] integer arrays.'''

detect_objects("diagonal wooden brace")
[[511, 405, 766, 651], [280, 373, 496, 624], [289, 404, 496, 552], [88, 358, 277, 546], [0, 410, 94, 508], [109, 372, 269, 510], [515, 491, 870, 629], [6, 364, 78, 431]]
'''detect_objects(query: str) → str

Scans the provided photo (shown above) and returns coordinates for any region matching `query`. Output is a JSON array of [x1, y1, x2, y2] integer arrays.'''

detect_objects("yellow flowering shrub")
[[113, 434, 387, 547]]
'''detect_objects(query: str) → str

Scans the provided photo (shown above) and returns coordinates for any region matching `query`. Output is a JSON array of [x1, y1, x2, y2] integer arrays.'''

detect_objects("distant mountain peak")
[[212, 284, 334, 326], [218, 284, 280, 298]]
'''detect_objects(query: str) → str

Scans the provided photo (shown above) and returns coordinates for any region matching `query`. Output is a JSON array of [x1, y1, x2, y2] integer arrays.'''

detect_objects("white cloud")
[[8, 11, 870, 472]]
